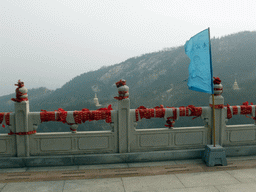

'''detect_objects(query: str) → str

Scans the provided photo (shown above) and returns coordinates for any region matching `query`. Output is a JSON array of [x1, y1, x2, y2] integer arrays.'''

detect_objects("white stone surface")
[[2, 166, 256, 192], [161, 186, 219, 192], [1, 181, 64, 192], [0, 184, 7, 190], [216, 183, 256, 192], [122, 175, 184, 192], [176, 171, 239, 187], [227, 168, 256, 183], [63, 178, 125, 192]]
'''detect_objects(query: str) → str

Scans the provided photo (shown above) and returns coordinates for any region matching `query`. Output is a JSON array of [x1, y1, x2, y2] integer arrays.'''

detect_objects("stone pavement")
[[1, 156, 256, 191]]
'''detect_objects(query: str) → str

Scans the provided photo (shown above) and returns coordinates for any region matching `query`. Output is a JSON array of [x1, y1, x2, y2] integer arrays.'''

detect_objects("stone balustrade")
[[0, 79, 256, 168]]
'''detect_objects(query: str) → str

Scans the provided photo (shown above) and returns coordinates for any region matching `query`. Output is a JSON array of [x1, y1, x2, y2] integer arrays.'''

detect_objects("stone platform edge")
[[0, 145, 255, 168]]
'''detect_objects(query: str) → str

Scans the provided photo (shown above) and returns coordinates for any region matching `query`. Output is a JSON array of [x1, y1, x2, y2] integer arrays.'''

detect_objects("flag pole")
[[212, 95, 216, 147], [208, 27, 216, 147]]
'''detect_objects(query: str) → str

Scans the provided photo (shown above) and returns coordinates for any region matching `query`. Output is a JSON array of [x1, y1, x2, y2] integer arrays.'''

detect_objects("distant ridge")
[[0, 31, 256, 132]]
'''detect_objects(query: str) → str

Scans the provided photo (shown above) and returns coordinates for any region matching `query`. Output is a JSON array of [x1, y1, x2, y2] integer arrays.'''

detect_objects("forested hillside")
[[0, 31, 255, 133]]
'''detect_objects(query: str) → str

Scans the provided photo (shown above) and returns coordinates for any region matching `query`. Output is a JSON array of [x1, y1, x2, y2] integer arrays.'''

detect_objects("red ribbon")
[[164, 107, 177, 127], [225, 104, 232, 119], [115, 79, 126, 88], [169, 107, 177, 120], [187, 105, 202, 119], [11, 80, 28, 103], [240, 101, 252, 115], [5, 112, 11, 126], [242, 102, 256, 121], [0, 112, 11, 128], [0, 113, 4, 128], [11, 91, 28, 103], [233, 106, 238, 115], [73, 105, 112, 124], [225, 102, 255, 119], [56, 108, 68, 124], [114, 91, 129, 100], [135, 106, 145, 121], [73, 108, 90, 124], [209, 104, 224, 109], [179, 106, 189, 116], [8, 130, 36, 135], [213, 77, 221, 84], [40, 110, 56, 123], [135, 105, 201, 128], [165, 117, 175, 128], [135, 106, 154, 121], [154, 105, 165, 118], [135, 105, 166, 121], [70, 127, 77, 131]]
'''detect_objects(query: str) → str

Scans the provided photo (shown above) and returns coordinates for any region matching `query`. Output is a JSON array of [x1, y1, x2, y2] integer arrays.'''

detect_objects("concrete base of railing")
[[1, 145, 256, 168]]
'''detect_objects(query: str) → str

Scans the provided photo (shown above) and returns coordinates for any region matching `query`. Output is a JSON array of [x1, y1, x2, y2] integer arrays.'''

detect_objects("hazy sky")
[[1, 0, 255, 96]]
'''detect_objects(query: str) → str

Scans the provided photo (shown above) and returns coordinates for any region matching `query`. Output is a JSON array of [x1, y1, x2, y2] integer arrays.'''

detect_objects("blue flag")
[[184, 29, 213, 94]]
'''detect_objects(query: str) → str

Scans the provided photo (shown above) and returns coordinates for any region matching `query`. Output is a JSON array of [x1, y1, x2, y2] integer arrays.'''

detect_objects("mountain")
[[0, 31, 256, 132]]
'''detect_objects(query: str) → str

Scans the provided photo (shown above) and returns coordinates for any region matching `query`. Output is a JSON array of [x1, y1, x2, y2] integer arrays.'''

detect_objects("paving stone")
[[201, 162, 239, 172], [0, 170, 102, 183], [203, 160, 256, 172], [0, 183, 6, 189], [98, 167, 154, 179], [79, 163, 129, 170], [2, 155, 256, 191], [161, 186, 219, 192], [176, 171, 239, 187], [227, 168, 256, 183], [0, 171, 58, 183], [122, 174, 184, 192], [1, 181, 64, 192], [150, 164, 204, 175], [56, 169, 101, 181], [215, 183, 256, 192], [63, 178, 125, 192]]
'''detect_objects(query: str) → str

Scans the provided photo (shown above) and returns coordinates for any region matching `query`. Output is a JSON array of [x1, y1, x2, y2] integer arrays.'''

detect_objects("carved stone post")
[[114, 79, 130, 153], [209, 77, 224, 145], [11, 80, 30, 157], [204, 77, 227, 166]]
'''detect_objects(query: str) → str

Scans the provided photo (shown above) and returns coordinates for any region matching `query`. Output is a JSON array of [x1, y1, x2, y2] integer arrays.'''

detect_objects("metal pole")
[[212, 94, 216, 147], [208, 27, 216, 147]]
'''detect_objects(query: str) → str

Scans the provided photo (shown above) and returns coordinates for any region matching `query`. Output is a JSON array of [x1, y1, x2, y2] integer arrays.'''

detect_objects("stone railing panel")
[[129, 126, 208, 152], [0, 134, 16, 157], [223, 124, 256, 146], [29, 130, 118, 156]]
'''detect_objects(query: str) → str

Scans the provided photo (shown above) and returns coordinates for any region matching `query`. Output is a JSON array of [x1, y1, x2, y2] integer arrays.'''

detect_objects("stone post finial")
[[11, 80, 28, 103], [114, 79, 129, 100], [213, 77, 223, 96]]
